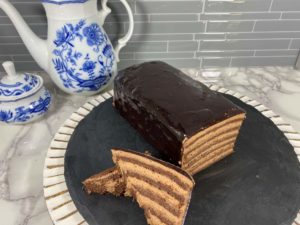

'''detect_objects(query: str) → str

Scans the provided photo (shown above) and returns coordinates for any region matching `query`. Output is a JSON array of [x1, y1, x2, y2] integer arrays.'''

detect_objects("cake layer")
[[187, 144, 235, 175], [131, 189, 178, 225], [184, 123, 241, 160], [115, 156, 191, 191], [146, 210, 169, 225], [114, 61, 246, 169], [184, 123, 241, 157], [179, 114, 244, 175], [184, 136, 237, 169], [145, 207, 174, 225], [132, 184, 180, 217], [125, 171, 185, 203], [183, 114, 245, 151], [129, 177, 181, 206]]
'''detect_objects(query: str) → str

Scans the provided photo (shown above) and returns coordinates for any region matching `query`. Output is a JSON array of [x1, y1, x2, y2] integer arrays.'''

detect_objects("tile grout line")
[[229, 57, 233, 67], [199, 58, 203, 69], [268, 0, 275, 12], [202, 0, 206, 14], [166, 41, 169, 52], [288, 39, 294, 49], [251, 20, 257, 32]]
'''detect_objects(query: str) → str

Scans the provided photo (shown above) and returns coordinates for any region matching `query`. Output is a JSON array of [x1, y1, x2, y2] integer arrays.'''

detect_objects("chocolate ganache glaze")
[[113, 61, 245, 163]]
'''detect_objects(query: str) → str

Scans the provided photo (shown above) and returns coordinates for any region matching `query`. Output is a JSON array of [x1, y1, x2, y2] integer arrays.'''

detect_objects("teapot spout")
[[0, 0, 48, 71]]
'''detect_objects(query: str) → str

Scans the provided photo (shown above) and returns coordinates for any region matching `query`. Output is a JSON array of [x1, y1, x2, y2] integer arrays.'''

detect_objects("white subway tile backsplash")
[[150, 14, 198, 22], [153, 58, 201, 68], [0, 24, 47, 36], [136, 1, 203, 14], [0, 15, 47, 25], [134, 52, 194, 60], [1, 0, 300, 70], [195, 33, 225, 40], [206, 21, 254, 33], [281, 12, 300, 20], [168, 41, 199, 52], [106, 14, 149, 23], [122, 41, 168, 52], [126, 21, 205, 34], [200, 39, 290, 51], [0, 3, 44, 17], [0, 55, 12, 61], [289, 39, 300, 49], [200, 12, 281, 21], [255, 50, 299, 56], [12, 54, 35, 61], [255, 20, 300, 32], [0, 44, 29, 54], [227, 32, 300, 39], [205, 0, 272, 13], [130, 34, 194, 42], [271, 0, 300, 12], [231, 56, 296, 67], [202, 57, 231, 68], [197, 50, 254, 57], [119, 53, 135, 60]]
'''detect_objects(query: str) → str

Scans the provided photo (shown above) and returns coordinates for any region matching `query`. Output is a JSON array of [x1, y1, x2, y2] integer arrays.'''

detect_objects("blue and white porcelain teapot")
[[0, 0, 134, 95]]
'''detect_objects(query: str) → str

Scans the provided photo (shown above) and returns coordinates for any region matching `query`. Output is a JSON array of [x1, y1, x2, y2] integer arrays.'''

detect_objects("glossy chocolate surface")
[[114, 61, 244, 139], [113, 61, 245, 162]]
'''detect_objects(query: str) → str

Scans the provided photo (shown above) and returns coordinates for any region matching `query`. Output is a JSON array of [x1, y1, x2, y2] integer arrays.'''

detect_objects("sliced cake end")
[[111, 149, 195, 225], [83, 166, 125, 196], [182, 113, 246, 175], [83, 149, 195, 225]]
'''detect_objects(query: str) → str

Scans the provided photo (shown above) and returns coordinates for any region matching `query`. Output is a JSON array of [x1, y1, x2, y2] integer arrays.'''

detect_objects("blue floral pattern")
[[83, 24, 104, 52], [52, 20, 115, 92], [0, 90, 52, 123], [0, 74, 39, 97]]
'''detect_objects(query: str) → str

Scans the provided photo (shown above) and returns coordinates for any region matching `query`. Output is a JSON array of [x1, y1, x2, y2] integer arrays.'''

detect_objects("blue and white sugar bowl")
[[0, 61, 52, 124]]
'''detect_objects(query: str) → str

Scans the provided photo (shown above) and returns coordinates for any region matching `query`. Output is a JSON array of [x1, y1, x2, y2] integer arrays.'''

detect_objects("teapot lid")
[[0, 61, 43, 102]]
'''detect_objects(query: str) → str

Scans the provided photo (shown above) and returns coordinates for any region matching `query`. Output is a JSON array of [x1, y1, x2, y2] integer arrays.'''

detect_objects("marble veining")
[[0, 67, 299, 224]]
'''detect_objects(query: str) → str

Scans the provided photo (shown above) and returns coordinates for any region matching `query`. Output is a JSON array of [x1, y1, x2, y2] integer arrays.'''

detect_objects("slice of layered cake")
[[113, 61, 246, 175], [83, 149, 195, 225], [83, 167, 124, 196]]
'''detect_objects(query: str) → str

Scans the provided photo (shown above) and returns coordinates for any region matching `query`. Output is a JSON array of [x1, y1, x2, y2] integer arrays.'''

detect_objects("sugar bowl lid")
[[0, 61, 43, 102]]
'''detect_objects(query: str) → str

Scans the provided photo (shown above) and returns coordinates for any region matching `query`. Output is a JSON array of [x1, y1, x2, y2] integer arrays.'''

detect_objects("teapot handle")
[[99, 0, 134, 62]]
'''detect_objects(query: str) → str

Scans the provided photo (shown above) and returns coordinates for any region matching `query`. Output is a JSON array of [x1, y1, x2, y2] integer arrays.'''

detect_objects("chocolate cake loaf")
[[113, 61, 246, 175], [83, 149, 195, 225]]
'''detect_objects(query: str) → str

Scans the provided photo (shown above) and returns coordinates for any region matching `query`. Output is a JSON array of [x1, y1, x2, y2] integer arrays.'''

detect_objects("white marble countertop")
[[0, 67, 299, 225]]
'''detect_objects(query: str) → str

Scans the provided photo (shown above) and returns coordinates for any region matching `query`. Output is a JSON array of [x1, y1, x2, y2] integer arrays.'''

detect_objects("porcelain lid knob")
[[0, 61, 43, 102], [2, 61, 18, 80]]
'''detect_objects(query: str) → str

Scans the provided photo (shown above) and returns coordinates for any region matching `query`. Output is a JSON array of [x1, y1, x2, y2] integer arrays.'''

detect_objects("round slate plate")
[[63, 93, 300, 225], [43, 87, 300, 225]]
